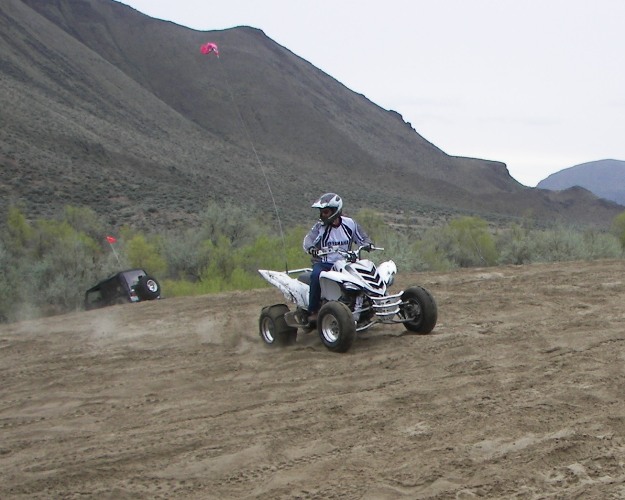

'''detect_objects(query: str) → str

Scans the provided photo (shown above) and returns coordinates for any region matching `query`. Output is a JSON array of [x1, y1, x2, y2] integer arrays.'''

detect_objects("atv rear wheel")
[[317, 301, 356, 353], [399, 286, 437, 334], [259, 304, 297, 347]]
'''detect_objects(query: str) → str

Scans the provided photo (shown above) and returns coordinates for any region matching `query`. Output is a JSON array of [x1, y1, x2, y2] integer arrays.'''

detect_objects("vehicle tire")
[[400, 286, 437, 334], [135, 275, 161, 301], [317, 301, 356, 353], [259, 304, 297, 347]]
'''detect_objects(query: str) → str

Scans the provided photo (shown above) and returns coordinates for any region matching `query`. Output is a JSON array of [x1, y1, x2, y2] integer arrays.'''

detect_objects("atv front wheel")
[[317, 301, 356, 353], [259, 304, 297, 347], [399, 286, 437, 334]]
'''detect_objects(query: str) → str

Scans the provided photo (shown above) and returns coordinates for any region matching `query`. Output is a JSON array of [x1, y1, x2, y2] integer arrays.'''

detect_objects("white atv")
[[258, 246, 437, 353]]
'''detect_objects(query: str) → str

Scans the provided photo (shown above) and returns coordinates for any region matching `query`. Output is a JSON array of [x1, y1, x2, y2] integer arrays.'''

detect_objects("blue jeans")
[[308, 262, 333, 313]]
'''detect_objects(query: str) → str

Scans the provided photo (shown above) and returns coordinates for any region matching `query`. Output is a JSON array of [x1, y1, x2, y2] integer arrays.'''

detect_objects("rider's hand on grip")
[[308, 247, 319, 258]]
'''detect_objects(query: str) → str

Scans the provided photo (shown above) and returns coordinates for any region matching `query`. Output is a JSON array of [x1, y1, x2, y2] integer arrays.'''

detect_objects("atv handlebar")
[[317, 245, 383, 262]]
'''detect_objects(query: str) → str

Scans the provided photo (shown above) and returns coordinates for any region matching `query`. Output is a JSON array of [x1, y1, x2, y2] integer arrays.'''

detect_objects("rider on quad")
[[303, 193, 373, 322]]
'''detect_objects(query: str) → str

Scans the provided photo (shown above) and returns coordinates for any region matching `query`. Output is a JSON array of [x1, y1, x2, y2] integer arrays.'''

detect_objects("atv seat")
[[297, 271, 312, 285]]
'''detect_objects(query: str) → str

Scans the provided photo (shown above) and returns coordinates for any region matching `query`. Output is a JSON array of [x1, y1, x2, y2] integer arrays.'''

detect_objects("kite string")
[[217, 58, 289, 272]]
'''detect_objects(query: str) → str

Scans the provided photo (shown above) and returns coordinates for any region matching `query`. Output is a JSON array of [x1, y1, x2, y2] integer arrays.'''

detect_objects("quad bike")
[[258, 246, 437, 353]]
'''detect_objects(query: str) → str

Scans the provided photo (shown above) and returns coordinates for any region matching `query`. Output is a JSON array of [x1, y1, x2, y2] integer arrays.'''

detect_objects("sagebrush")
[[1, 204, 623, 323]]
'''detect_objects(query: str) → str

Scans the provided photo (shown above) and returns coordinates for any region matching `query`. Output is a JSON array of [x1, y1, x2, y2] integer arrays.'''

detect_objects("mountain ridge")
[[537, 159, 625, 206], [1, 0, 622, 230]]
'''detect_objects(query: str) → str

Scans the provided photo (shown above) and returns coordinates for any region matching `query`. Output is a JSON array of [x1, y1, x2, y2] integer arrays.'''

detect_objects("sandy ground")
[[2, 259, 625, 499]]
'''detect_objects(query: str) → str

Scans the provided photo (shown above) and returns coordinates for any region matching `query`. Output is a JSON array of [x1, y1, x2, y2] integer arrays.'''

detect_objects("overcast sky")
[[117, 0, 624, 187]]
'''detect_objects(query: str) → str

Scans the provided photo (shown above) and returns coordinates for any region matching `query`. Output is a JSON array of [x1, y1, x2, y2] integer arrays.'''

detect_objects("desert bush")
[[351, 209, 433, 272], [25, 234, 101, 313], [412, 229, 456, 271], [160, 201, 271, 282], [236, 226, 310, 274], [531, 226, 585, 262], [0, 242, 12, 322], [498, 224, 621, 264], [611, 211, 625, 252], [354, 208, 394, 243], [160, 228, 209, 281], [188, 227, 311, 293], [371, 228, 432, 272], [199, 236, 236, 286], [1, 204, 623, 323], [5, 205, 34, 254], [497, 224, 534, 265], [412, 216, 497, 269], [579, 228, 622, 259], [159, 278, 199, 297], [197, 200, 265, 246], [125, 233, 167, 276], [447, 217, 498, 267], [0, 208, 107, 321], [63, 205, 106, 242]]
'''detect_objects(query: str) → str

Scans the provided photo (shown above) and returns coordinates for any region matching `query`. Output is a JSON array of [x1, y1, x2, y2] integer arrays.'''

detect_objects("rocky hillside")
[[1, 0, 622, 230]]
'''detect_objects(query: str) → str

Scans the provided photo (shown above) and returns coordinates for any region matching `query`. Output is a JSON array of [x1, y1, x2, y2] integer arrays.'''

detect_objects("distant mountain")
[[537, 160, 625, 206], [0, 0, 622, 230]]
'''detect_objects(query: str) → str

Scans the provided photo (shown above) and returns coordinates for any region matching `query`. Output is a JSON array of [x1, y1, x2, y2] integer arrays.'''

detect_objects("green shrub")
[[611, 211, 625, 252], [160, 229, 210, 281], [412, 216, 497, 269], [1, 204, 623, 323], [0, 242, 12, 322], [5, 206, 34, 255], [497, 224, 534, 265], [126, 233, 167, 276], [413, 229, 456, 271]]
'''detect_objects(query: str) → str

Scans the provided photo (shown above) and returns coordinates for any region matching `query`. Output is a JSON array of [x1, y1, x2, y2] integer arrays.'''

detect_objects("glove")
[[308, 247, 319, 258], [363, 243, 373, 252]]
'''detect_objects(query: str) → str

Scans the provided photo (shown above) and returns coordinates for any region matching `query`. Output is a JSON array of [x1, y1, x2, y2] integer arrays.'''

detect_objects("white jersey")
[[303, 216, 372, 264]]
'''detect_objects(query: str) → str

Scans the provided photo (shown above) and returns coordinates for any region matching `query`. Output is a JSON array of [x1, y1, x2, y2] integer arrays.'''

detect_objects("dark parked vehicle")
[[84, 269, 161, 310]]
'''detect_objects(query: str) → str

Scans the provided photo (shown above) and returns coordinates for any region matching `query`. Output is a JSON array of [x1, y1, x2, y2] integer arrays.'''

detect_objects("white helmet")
[[312, 193, 343, 225]]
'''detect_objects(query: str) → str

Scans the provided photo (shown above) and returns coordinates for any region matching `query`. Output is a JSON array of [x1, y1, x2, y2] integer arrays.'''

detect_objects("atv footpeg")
[[284, 309, 312, 328]]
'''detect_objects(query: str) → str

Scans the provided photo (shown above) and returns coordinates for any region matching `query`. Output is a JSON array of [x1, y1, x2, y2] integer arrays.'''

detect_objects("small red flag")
[[106, 236, 117, 244]]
